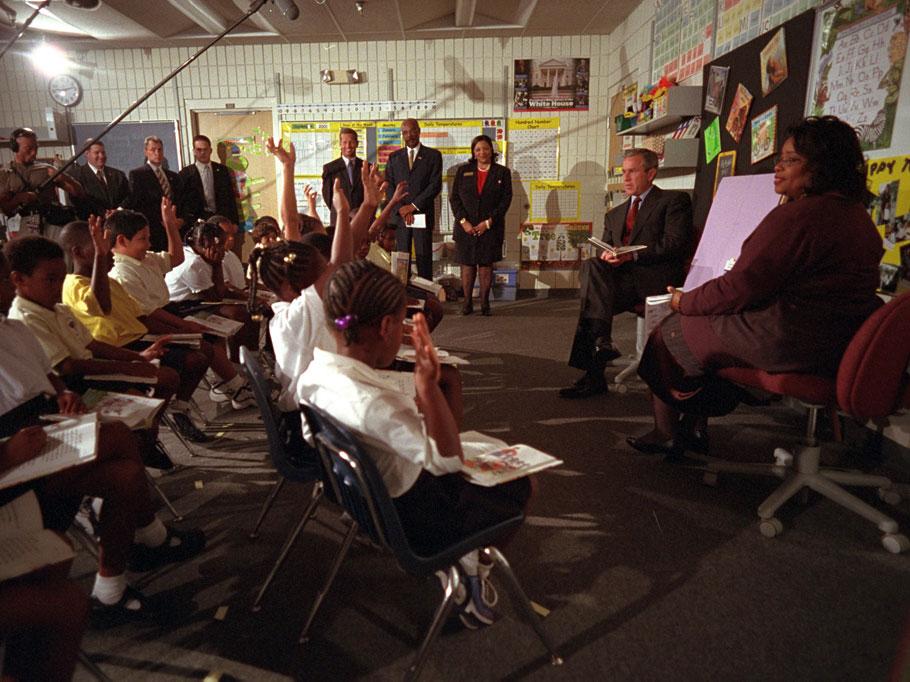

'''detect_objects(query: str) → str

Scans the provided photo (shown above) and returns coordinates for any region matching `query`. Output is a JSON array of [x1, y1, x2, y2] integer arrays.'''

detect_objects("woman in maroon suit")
[[450, 135, 512, 316], [630, 116, 883, 455]]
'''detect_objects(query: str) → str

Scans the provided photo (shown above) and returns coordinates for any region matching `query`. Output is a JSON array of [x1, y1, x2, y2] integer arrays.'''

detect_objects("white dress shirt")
[[7, 296, 93, 368], [0, 315, 55, 416], [295, 348, 462, 497], [269, 287, 337, 411], [222, 250, 246, 290], [110, 251, 173, 315], [165, 247, 214, 302]]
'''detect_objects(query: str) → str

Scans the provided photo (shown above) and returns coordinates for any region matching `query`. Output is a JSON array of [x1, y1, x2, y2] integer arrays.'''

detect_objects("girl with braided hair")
[[296, 260, 529, 630]]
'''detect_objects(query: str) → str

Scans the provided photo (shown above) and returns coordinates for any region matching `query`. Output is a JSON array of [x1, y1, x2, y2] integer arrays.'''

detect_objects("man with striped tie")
[[126, 135, 183, 251], [559, 148, 692, 399]]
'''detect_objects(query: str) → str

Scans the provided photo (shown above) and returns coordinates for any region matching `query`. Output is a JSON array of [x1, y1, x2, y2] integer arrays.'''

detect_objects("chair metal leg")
[[161, 414, 196, 458], [249, 478, 286, 539], [251, 481, 322, 612], [407, 566, 461, 681], [298, 519, 359, 644], [145, 470, 183, 521], [78, 649, 113, 682], [485, 547, 564, 666]]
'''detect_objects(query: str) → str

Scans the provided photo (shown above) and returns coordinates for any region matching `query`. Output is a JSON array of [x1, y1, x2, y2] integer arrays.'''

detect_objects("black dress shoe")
[[593, 344, 623, 365], [626, 435, 675, 455], [678, 430, 710, 455], [481, 303, 492, 316], [558, 377, 608, 399], [461, 302, 474, 315]]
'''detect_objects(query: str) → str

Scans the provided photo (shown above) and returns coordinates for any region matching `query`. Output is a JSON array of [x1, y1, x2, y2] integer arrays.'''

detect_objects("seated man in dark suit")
[[125, 135, 182, 252], [560, 148, 692, 399], [73, 139, 130, 219], [384, 118, 443, 279], [321, 127, 364, 229], [178, 135, 240, 255]]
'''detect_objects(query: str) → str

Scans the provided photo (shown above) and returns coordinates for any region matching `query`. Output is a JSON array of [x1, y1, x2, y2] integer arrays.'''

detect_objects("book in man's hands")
[[0, 413, 99, 490], [0, 490, 75, 582], [185, 314, 244, 338], [459, 431, 563, 487], [81, 389, 165, 430], [588, 236, 648, 258]]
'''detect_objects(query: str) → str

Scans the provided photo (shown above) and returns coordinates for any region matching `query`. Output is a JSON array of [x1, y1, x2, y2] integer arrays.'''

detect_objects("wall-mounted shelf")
[[617, 86, 701, 136]]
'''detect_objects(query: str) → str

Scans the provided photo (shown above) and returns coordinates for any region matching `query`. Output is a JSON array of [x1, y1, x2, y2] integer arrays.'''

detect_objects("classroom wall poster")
[[513, 58, 590, 111], [750, 105, 778, 163], [808, 0, 908, 151], [520, 222, 593, 265], [867, 154, 910, 291], [529, 181, 581, 222]]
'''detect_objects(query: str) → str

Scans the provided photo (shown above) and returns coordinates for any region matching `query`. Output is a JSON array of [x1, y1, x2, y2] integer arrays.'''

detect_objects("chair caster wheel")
[[759, 518, 784, 538], [882, 533, 910, 554], [878, 488, 901, 506], [703, 471, 718, 486]]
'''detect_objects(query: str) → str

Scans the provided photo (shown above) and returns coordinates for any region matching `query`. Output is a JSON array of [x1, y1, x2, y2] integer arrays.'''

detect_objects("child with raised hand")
[[296, 260, 529, 629], [0, 248, 205, 628], [107, 205, 254, 410], [59, 217, 213, 443]]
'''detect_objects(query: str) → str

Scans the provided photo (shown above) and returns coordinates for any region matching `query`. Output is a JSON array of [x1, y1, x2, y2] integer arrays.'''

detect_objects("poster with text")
[[867, 155, 910, 289], [808, 0, 908, 151], [514, 58, 590, 111], [520, 222, 593, 265]]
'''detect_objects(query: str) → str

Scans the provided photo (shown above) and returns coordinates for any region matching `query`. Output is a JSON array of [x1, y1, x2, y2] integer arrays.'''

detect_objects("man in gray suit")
[[560, 148, 693, 399], [73, 139, 130, 218], [384, 119, 442, 279]]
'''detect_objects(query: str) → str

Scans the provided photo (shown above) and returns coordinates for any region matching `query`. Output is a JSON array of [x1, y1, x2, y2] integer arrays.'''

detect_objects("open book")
[[459, 431, 563, 487], [84, 370, 158, 385], [588, 236, 648, 258], [0, 413, 99, 490], [409, 275, 445, 300], [0, 491, 74, 582], [185, 314, 245, 338], [81, 389, 165, 430], [141, 333, 203, 349]]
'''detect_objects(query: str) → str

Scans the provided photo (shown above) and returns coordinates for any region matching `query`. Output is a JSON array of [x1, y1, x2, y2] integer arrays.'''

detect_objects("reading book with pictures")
[[0, 413, 99, 490], [0, 491, 74, 582], [588, 236, 648, 257], [459, 431, 562, 487], [80, 389, 165, 430], [185, 313, 244, 338]]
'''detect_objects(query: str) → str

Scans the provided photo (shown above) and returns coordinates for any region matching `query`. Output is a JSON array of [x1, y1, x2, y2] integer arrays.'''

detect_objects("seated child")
[[59, 218, 212, 443], [296, 260, 529, 629], [107, 208, 253, 409], [165, 220, 259, 360], [205, 215, 246, 293], [0, 248, 205, 628], [251, 216, 281, 248]]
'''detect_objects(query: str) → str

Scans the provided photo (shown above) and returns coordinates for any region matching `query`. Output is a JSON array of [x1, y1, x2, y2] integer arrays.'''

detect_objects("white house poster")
[[514, 58, 590, 111]]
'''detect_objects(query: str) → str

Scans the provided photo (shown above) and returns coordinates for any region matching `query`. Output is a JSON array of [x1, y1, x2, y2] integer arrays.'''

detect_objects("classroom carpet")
[[73, 293, 910, 681]]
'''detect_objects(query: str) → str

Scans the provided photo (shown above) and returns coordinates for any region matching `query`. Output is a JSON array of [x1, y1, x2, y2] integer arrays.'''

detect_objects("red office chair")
[[703, 292, 910, 553]]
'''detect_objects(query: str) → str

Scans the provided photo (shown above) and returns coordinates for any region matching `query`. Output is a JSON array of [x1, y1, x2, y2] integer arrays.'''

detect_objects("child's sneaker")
[[227, 383, 255, 410], [477, 557, 498, 607], [460, 574, 497, 627]]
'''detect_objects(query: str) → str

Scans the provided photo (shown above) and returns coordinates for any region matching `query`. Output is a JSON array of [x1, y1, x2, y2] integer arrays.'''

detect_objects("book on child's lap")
[[0, 413, 99, 490], [185, 313, 244, 338], [80, 389, 164, 430], [0, 490, 74, 581], [459, 431, 562, 486]]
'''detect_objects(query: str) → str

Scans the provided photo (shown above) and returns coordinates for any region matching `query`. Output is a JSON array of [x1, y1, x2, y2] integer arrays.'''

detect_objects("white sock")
[[133, 518, 168, 548], [458, 549, 480, 577], [91, 573, 127, 605]]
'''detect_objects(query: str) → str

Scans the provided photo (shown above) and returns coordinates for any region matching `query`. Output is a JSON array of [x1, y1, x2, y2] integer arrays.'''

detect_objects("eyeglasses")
[[773, 155, 805, 167]]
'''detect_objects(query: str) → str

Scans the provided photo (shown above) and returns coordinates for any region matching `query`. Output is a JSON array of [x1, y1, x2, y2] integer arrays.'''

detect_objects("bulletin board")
[[519, 222, 593, 268], [692, 9, 817, 231]]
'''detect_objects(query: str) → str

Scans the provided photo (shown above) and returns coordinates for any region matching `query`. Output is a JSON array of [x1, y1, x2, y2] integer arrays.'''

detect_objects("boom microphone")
[[271, 0, 299, 20]]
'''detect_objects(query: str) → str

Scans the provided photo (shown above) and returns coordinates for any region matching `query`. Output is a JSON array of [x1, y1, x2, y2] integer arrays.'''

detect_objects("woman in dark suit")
[[630, 116, 883, 455], [450, 135, 512, 315]]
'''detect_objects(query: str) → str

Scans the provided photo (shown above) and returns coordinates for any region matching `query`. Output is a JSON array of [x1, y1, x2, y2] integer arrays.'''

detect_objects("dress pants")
[[568, 258, 647, 373], [396, 224, 434, 279]]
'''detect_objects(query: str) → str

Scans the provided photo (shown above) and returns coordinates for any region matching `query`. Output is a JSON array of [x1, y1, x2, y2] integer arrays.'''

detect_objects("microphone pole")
[[39, 0, 270, 192], [0, 0, 51, 62]]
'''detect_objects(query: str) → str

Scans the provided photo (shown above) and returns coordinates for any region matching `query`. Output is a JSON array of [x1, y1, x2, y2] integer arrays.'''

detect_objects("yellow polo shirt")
[[62, 274, 147, 347]]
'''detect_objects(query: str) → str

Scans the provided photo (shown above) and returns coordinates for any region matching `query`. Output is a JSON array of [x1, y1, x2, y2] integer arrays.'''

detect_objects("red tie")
[[623, 196, 640, 245]]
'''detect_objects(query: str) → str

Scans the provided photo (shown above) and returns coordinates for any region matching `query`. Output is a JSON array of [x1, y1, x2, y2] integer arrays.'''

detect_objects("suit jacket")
[[321, 156, 364, 227], [602, 185, 692, 292], [177, 161, 238, 226], [73, 163, 130, 218], [125, 163, 182, 252], [449, 162, 512, 245], [384, 145, 443, 230]]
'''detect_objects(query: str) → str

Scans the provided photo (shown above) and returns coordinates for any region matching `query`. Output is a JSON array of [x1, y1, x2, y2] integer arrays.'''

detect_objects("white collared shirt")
[[270, 287, 337, 411], [0, 315, 54, 417], [295, 348, 462, 497], [222, 250, 246, 290], [7, 296, 93, 368], [110, 251, 173, 315], [165, 247, 213, 302]]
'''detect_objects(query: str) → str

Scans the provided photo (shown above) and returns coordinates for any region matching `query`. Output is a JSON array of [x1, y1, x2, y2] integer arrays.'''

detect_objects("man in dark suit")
[[384, 118, 443, 279], [125, 135, 183, 251], [73, 139, 130, 219], [560, 148, 693, 399], [178, 134, 239, 238], [321, 127, 364, 229]]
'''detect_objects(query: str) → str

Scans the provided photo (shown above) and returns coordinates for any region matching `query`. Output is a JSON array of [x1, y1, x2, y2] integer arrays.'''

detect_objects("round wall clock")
[[48, 74, 82, 107]]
